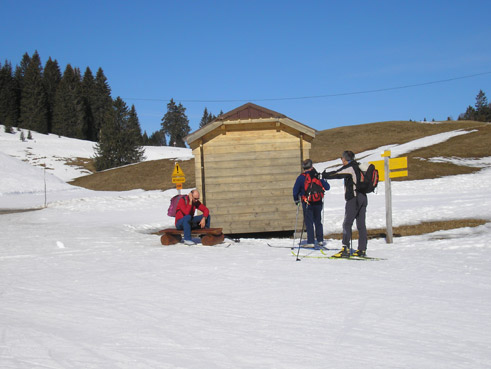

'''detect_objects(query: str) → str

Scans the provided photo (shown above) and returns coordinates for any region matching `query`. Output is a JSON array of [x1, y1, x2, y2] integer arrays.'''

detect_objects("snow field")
[[1, 126, 490, 368]]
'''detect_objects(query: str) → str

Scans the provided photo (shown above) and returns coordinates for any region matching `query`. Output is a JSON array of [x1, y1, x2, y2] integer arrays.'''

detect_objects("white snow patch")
[[1, 126, 490, 368]]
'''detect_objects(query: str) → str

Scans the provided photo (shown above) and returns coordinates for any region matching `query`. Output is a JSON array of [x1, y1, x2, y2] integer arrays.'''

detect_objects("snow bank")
[[0, 125, 193, 181]]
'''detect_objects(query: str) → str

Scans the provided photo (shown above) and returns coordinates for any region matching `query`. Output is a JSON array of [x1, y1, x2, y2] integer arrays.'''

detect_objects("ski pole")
[[292, 200, 301, 250], [296, 202, 306, 261]]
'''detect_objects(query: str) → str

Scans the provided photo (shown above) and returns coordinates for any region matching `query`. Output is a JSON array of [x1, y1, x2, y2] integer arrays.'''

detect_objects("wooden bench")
[[158, 228, 224, 246]]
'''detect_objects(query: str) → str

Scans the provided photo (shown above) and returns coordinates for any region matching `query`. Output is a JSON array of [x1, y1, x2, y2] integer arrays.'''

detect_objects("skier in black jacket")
[[322, 151, 367, 257]]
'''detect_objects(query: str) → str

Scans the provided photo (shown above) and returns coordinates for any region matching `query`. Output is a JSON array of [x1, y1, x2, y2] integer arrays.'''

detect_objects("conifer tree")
[[199, 107, 216, 128], [82, 67, 96, 140], [16, 53, 31, 90], [161, 99, 190, 147], [52, 64, 85, 138], [148, 130, 167, 146], [0, 61, 19, 127], [94, 97, 145, 171], [92, 68, 112, 141], [19, 51, 48, 133], [43, 57, 61, 133]]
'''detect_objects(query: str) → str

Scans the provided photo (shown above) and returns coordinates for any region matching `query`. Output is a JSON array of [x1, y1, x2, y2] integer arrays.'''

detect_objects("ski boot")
[[331, 245, 350, 258]]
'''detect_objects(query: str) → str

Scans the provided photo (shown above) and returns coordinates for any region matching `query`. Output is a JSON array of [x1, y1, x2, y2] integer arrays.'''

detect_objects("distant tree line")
[[0, 51, 222, 145], [0, 51, 225, 171], [459, 90, 491, 122]]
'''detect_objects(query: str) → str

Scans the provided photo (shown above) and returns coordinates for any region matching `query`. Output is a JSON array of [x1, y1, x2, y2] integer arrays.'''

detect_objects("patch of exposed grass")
[[325, 219, 487, 240], [70, 120, 489, 191], [65, 157, 96, 173], [311, 120, 489, 181], [70, 158, 196, 191]]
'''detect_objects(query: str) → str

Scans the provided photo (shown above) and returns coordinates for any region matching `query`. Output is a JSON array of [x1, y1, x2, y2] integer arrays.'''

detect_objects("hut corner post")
[[299, 134, 304, 171], [200, 140, 206, 205]]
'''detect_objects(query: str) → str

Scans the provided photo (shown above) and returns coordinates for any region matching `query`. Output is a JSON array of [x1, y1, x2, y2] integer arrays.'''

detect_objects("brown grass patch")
[[65, 157, 96, 173], [70, 120, 489, 191], [310, 120, 486, 163], [325, 219, 487, 240], [311, 120, 489, 181], [70, 158, 196, 191]]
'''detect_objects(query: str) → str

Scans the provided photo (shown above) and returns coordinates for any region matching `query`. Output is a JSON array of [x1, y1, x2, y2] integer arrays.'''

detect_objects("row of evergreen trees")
[[0, 51, 115, 141], [0, 51, 222, 171], [0, 52, 221, 147]]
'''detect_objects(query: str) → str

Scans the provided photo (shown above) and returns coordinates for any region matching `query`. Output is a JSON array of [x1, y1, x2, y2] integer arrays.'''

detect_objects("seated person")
[[175, 189, 210, 245]]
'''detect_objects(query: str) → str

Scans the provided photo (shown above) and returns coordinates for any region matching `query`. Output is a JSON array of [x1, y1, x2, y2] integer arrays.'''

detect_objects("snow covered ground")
[[1, 126, 491, 368], [0, 126, 192, 181]]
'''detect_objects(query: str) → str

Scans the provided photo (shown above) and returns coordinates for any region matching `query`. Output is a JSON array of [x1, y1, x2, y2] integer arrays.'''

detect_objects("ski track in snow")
[[1, 125, 491, 368]]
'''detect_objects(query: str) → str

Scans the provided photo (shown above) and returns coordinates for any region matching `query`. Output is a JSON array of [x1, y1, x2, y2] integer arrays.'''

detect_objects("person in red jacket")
[[175, 189, 210, 245]]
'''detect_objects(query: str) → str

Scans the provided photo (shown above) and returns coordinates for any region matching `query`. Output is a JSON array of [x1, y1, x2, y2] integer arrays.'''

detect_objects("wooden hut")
[[186, 103, 316, 235]]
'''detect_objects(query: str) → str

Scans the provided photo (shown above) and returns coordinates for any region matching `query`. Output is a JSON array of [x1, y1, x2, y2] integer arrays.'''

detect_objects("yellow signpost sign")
[[370, 156, 408, 181]]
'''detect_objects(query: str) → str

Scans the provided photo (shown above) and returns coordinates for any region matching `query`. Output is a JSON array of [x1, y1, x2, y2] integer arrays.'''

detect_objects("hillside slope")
[[311, 120, 489, 181], [70, 120, 489, 191]]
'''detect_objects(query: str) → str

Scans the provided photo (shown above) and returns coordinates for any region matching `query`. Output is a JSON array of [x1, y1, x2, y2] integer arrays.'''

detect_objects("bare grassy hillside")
[[70, 120, 489, 191], [70, 158, 196, 191], [311, 120, 489, 180]]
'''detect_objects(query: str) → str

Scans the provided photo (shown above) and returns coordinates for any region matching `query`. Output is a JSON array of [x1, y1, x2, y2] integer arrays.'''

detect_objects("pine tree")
[[474, 90, 491, 121], [43, 57, 61, 133], [81, 67, 96, 140], [147, 130, 167, 146], [19, 51, 49, 133], [92, 68, 112, 141], [52, 64, 85, 138], [161, 99, 190, 147], [199, 107, 216, 128], [128, 105, 143, 144], [94, 97, 145, 171], [0, 61, 20, 127]]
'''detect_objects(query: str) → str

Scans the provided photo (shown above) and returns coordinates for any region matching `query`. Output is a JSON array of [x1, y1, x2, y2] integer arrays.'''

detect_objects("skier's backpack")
[[167, 194, 187, 217], [302, 171, 325, 204], [357, 163, 379, 194]]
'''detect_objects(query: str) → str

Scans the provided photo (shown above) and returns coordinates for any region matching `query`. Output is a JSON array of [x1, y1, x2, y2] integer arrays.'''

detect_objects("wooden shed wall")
[[192, 123, 311, 234]]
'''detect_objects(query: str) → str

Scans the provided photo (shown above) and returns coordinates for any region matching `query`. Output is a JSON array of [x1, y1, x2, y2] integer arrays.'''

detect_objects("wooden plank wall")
[[193, 126, 311, 234]]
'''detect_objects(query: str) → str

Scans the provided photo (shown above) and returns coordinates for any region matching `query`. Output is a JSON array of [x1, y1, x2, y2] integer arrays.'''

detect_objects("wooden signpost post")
[[370, 151, 408, 244]]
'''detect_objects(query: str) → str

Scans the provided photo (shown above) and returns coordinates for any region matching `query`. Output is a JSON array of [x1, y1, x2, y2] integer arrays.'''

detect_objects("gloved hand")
[[295, 199, 300, 205], [322, 171, 334, 179]]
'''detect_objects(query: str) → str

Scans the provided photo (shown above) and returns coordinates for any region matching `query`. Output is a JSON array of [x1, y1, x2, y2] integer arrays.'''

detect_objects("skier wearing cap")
[[293, 159, 330, 248]]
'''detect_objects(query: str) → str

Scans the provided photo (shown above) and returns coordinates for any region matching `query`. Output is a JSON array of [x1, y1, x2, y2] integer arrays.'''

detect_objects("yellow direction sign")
[[370, 156, 408, 181], [172, 163, 185, 177]]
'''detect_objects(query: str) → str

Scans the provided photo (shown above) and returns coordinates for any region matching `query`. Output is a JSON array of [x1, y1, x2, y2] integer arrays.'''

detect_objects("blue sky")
[[2, 0, 491, 135]]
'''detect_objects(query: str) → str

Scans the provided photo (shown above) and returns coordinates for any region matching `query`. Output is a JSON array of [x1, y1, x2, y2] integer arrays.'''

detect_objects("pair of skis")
[[267, 243, 384, 260], [291, 248, 385, 261]]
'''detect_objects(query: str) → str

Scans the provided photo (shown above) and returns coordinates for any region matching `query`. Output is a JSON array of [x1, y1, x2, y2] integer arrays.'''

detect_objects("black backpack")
[[356, 163, 379, 194], [302, 171, 325, 204]]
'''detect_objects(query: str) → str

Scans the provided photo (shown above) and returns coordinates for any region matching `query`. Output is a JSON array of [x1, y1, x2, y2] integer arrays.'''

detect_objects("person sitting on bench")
[[175, 189, 211, 245]]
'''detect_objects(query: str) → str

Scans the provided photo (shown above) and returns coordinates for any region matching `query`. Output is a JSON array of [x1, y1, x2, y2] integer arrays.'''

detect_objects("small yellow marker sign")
[[172, 163, 185, 177], [172, 163, 186, 185]]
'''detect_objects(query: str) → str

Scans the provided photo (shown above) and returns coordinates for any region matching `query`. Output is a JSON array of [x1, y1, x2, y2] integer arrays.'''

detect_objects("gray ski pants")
[[342, 193, 367, 251]]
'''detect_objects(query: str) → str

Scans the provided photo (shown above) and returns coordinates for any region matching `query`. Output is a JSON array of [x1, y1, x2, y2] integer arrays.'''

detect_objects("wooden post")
[[299, 134, 304, 170], [200, 140, 206, 205], [383, 151, 393, 243]]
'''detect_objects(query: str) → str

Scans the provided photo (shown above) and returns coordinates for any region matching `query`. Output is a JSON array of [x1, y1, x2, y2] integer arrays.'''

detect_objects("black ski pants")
[[302, 201, 324, 245], [342, 193, 367, 251]]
